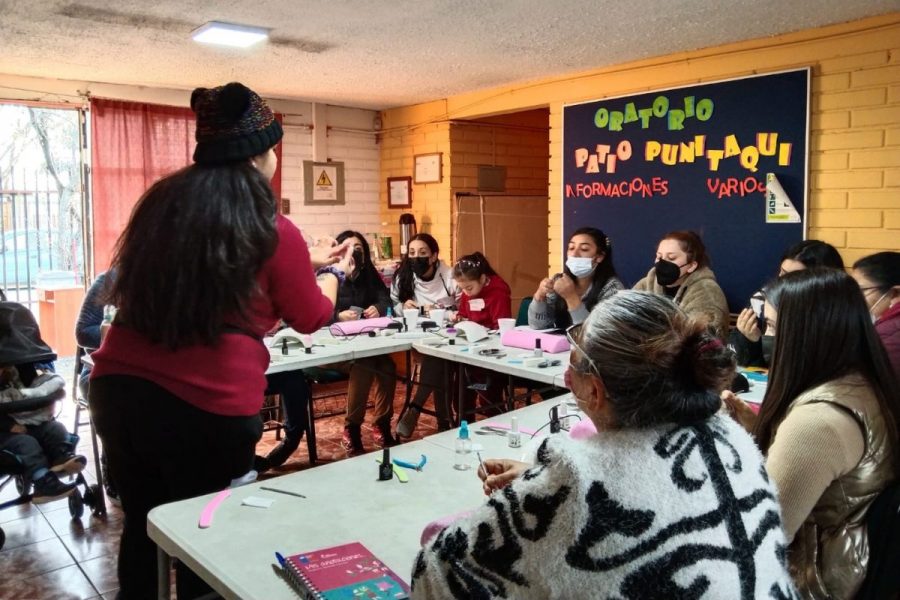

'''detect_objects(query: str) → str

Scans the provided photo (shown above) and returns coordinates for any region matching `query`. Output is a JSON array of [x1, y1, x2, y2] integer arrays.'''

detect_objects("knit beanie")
[[190, 82, 283, 164]]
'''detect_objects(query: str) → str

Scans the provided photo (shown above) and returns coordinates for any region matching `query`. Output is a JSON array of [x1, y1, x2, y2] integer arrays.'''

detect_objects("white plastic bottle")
[[454, 421, 472, 470], [508, 416, 522, 448]]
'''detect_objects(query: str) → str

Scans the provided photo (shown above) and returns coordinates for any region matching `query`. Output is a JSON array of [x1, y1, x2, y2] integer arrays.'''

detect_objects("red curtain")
[[90, 99, 283, 272]]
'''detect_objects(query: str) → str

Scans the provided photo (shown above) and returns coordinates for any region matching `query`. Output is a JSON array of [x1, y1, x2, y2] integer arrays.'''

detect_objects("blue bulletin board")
[[562, 68, 809, 311]]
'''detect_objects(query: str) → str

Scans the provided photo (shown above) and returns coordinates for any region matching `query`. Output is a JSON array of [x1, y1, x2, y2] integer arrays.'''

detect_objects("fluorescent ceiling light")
[[192, 21, 269, 48]]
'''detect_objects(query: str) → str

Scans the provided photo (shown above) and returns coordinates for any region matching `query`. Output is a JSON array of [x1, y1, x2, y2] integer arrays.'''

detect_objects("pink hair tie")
[[697, 339, 723, 355]]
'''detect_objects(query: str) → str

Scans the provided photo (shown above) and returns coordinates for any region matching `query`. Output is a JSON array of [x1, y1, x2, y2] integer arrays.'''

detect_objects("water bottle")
[[454, 421, 472, 470]]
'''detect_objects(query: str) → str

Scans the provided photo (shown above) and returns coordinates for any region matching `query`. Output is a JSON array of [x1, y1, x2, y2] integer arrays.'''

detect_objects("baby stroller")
[[0, 300, 106, 550]]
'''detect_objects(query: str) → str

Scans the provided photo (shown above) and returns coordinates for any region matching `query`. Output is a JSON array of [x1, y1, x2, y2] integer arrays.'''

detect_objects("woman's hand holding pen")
[[478, 458, 530, 495]]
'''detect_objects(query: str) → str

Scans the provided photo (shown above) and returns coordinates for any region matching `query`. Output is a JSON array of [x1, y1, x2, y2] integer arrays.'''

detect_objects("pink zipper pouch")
[[500, 329, 570, 354]]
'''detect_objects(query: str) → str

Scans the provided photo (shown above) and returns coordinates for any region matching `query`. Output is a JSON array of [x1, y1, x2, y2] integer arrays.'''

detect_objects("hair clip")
[[697, 339, 724, 355]]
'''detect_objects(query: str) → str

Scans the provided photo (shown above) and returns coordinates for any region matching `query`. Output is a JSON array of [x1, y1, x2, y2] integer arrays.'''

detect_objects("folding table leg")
[[306, 385, 318, 465], [157, 546, 171, 600], [457, 363, 466, 425]]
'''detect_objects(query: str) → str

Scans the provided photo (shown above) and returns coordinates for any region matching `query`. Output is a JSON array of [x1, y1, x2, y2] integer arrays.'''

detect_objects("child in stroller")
[[0, 298, 87, 504]]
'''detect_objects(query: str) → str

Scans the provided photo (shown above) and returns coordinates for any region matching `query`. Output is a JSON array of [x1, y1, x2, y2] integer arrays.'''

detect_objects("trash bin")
[[36, 271, 83, 358]]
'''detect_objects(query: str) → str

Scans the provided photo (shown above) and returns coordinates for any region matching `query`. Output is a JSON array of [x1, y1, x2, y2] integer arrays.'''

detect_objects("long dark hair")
[[107, 163, 278, 349], [552, 227, 618, 327], [393, 233, 439, 303], [336, 230, 383, 290], [781, 239, 844, 270], [753, 269, 900, 476], [453, 251, 498, 281]]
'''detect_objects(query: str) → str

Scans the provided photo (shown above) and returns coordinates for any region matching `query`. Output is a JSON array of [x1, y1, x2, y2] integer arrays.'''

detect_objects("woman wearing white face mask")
[[528, 227, 624, 330], [634, 230, 729, 339], [853, 251, 900, 376]]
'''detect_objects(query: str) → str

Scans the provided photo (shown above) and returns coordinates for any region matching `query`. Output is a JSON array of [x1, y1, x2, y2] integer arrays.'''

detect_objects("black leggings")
[[90, 375, 262, 599]]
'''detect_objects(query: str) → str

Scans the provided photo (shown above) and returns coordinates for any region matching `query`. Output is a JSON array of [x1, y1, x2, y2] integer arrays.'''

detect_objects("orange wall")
[[379, 122, 452, 256], [449, 109, 549, 197], [381, 13, 900, 273]]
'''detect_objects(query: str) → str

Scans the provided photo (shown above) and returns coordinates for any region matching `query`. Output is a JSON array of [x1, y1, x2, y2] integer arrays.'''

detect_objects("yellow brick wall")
[[379, 110, 549, 260], [448, 117, 549, 196], [379, 122, 453, 257], [382, 13, 900, 273]]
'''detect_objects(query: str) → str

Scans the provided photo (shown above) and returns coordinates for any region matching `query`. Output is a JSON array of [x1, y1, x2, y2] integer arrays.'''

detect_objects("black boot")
[[340, 425, 364, 457], [265, 435, 302, 468]]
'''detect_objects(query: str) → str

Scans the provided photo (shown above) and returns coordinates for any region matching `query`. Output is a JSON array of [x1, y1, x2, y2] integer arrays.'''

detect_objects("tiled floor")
[[0, 360, 442, 599]]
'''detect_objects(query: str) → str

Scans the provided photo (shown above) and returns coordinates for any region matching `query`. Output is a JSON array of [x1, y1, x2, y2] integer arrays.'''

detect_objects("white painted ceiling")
[[0, 1, 897, 110]]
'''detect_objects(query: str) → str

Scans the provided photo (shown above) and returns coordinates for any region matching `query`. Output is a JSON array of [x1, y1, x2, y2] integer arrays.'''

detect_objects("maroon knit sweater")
[[91, 215, 333, 416]]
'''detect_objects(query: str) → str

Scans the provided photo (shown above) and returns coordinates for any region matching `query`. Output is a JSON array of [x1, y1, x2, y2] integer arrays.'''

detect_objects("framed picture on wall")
[[414, 152, 442, 184], [387, 176, 412, 208]]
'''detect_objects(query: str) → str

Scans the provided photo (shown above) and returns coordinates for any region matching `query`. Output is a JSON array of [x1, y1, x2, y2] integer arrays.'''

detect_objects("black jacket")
[[334, 273, 391, 321]]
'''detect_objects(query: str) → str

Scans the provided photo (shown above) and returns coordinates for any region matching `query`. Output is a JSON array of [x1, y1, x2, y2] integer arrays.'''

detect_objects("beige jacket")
[[779, 373, 895, 599], [633, 265, 730, 338]]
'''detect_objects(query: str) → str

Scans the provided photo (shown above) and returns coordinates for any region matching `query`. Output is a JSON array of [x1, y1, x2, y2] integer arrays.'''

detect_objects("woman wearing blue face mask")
[[528, 227, 624, 330], [633, 230, 730, 339]]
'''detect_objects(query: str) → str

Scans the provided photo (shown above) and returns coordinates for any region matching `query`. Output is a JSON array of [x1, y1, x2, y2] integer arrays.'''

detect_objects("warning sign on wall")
[[314, 166, 337, 201], [303, 161, 345, 205]]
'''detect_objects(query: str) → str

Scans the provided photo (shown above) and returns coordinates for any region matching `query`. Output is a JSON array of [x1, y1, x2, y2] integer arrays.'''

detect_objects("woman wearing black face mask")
[[390, 233, 460, 314], [732, 239, 845, 367], [335, 231, 391, 321], [391, 234, 462, 438], [331, 230, 397, 456], [633, 230, 729, 339]]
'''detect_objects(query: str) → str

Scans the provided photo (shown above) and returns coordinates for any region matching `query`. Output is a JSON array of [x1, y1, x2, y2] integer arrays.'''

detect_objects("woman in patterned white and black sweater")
[[412, 291, 798, 600]]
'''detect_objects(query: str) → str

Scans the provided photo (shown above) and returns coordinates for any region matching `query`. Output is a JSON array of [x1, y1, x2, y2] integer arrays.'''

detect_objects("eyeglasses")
[[565, 323, 599, 375]]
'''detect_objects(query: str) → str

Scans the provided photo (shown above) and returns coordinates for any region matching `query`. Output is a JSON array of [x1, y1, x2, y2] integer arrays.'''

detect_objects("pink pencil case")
[[500, 329, 570, 354], [328, 317, 395, 336]]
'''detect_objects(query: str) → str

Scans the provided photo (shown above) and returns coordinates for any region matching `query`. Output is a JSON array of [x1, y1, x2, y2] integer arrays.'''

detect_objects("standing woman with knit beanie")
[[89, 83, 351, 599]]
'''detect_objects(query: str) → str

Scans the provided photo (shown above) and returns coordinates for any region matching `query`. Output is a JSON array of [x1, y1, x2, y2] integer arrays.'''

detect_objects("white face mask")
[[870, 291, 889, 323], [566, 256, 596, 279]]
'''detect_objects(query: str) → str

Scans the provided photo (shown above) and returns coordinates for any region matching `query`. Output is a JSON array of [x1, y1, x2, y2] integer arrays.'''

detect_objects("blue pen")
[[275, 551, 286, 569]]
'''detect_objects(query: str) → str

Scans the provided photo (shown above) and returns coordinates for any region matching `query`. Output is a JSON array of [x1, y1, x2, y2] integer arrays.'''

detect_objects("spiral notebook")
[[280, 541, 410, 599]]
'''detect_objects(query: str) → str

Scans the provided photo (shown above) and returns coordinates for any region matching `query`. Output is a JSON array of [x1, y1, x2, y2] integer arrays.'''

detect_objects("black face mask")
[[352, 248, 364, 270], [411, 257, 432, 277], [761, 335, 774, 365], [654, 259, 686, 287]]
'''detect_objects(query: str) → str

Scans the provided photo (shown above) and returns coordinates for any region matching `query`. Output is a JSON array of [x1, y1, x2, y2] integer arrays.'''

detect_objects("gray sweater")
[[527, 276, 624, 330]]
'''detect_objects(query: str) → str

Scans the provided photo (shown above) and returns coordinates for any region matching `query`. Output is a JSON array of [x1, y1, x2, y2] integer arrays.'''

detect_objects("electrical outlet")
[[281, 198, 290, 214]]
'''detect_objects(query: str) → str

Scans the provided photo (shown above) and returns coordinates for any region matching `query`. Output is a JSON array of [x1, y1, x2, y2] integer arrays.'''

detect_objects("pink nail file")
[[198, 489, 231, 529]]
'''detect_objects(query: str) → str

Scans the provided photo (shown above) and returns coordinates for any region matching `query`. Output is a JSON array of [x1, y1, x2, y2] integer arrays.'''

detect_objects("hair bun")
[[218, 82, 251, 121], [678, 331, 735, 392]]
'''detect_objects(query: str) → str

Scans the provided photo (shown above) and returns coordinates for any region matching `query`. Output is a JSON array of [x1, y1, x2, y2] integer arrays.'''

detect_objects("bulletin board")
[[562, 68, 809, 310]]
